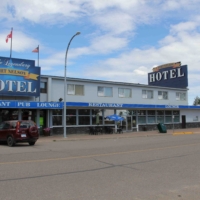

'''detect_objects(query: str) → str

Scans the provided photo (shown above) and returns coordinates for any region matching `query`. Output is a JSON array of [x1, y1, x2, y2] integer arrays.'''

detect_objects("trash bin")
[[157, 123, 167, 133]]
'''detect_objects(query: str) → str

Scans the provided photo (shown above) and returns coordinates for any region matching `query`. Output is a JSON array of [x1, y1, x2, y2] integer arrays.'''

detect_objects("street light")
[[63, 32, 81, 138]]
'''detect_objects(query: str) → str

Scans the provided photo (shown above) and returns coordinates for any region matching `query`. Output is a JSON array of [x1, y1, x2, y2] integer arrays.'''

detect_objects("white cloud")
[[134, 66, 148, 76], [3, 0, 82, 23], [162, 0, 200, 11], [170, 21, 198, 34], [92, 11, 134, 35], [90, 35, 128, 53]]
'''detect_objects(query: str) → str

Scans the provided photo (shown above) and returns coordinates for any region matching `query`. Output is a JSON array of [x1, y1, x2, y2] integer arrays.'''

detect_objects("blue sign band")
[[0, 101, 200, 110]]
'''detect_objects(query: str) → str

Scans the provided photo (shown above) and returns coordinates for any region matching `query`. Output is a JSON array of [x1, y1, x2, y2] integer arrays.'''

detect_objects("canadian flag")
[[6, 30, 12, 43]]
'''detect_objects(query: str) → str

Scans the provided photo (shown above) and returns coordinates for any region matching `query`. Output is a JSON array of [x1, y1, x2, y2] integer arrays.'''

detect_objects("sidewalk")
[[38, 127, 200, 142]]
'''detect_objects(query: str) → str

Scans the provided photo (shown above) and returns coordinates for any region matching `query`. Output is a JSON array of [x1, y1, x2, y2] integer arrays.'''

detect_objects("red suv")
[[0, 120, 39, 147]]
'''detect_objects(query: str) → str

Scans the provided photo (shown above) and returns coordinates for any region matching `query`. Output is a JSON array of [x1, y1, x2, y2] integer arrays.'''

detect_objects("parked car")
[[0, 120, 39, 147]]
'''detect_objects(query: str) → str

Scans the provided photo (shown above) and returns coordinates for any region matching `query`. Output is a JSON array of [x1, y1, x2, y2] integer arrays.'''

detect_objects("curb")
[[38, 132, 170, 143], [37, 130, 200, 143]]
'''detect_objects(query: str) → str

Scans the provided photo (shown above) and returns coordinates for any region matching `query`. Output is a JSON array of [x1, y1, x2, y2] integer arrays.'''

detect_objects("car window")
[[11, 122, 17, 128], [20, 123, 29, 128], [0, 122, 5, 130], [29, 121, 35, 127], [20, 122, 31, 128], [3, 123, 10, 129]]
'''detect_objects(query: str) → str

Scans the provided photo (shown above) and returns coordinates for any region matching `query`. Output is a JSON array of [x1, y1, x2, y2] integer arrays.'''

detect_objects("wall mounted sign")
[[0, 56, 40, 97], [0, 100, 200, 110], [0, 101, 62, 109], [148, 64, 188, 88]]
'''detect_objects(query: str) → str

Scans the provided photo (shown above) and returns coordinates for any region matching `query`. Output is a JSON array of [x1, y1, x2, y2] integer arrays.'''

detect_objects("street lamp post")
[[63, 32, 81, 138]]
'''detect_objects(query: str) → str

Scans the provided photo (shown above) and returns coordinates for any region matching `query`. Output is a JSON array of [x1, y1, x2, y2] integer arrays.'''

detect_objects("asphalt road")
[[1, 134, 200, 200]]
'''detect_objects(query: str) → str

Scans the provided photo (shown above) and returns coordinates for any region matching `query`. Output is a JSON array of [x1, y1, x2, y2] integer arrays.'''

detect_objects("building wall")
[[42, 76, 188, 105], [180, 109, 200, 123]]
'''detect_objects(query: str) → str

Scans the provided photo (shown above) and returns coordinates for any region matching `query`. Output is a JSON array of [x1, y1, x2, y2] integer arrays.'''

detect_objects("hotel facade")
[[0, 57, 199, 135]]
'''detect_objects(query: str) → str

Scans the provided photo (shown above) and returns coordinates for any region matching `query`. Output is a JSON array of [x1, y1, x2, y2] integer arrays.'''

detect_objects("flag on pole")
[[6, 28, 13, 59], [32, 45, 39, 66], [32, 46, 39, 53], [6, 30, 12, 43]]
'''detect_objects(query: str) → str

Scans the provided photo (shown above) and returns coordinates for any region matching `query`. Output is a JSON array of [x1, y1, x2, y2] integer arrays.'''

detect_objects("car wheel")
[[7, 136, 15, 147], [29, 141, 36, 146]]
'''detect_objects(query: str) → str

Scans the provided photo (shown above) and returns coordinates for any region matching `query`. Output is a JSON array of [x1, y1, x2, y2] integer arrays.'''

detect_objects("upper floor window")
[[158, 91, 168, 100], [119, 88, 131, 98], [67, 84, 84, 95], [176, 92, 186, 101], [142, 90, 153, 99], [98, 86, 112, 97], [40, 82, 47, 93]]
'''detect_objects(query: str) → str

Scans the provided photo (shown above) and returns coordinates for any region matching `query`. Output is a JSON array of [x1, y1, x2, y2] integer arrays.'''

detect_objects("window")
[[126, 110, 137, 115], [0, 110, 18, 121], [165, 116, 172, 123], [164, 110, 180, 123], [157, 116, 164, 123], [138, 116, 146, 124], [137, 111, 146, 124], [78, 109, 90, 125], [147, 110, 155, 115], [173, 116, 180, 123], [40, 82, 47, 93], [165, 110, 172, 115], [176, 92, 186, 101], [173, 110, 180, 123], [147, 116, 156, 123], [52, 109, 62, 126], [92, 109, 103, 125], [157, 110, 164, 115], [173, 110, 180, 115], [157, 110, 164, 123], [142, 90, 153, 99], [98, 86, 112, 97], [137, 110, 146, 115], [67, 109, 77, 125], [158, 91, 168, 100], [147, 110, 155, 123], [119, 88, 131, 98], [67, 84, 84, 95]]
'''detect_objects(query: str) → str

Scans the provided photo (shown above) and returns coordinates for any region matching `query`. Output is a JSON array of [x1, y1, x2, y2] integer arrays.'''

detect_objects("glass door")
[[127, 116, 132, 131]]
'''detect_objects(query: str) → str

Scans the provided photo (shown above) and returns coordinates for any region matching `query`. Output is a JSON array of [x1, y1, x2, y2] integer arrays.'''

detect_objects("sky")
[[1, 0, 200, 105]]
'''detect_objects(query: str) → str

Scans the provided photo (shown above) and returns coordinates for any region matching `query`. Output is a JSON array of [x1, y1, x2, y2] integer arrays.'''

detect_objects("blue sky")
[[1, 0, 200, 105]]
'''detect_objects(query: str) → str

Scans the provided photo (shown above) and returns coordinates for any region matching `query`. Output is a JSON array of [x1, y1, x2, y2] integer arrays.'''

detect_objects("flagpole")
[[10, 28, 13, 59], [38, 45, 39, 66]]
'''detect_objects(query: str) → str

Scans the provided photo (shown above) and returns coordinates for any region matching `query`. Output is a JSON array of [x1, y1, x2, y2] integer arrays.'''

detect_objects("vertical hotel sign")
[[0, 56, 40, 97]]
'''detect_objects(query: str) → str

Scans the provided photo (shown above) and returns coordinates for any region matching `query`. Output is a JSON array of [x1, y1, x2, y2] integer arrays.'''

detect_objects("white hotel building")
[[0, 58, 200, 135]]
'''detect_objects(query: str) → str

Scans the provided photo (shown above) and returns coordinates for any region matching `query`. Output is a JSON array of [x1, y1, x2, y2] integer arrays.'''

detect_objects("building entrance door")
[[182, 115, 186, 129], [132, 116, 137, 131]]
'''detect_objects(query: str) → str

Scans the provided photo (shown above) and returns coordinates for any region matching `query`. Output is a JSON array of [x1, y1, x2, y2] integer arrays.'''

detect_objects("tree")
[[193, 96, 200, 105]]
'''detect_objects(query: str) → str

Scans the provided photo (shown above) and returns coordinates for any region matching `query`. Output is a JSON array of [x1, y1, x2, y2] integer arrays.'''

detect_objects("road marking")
[[173, 132, 193, 135], [0, 142, 199, 165]]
